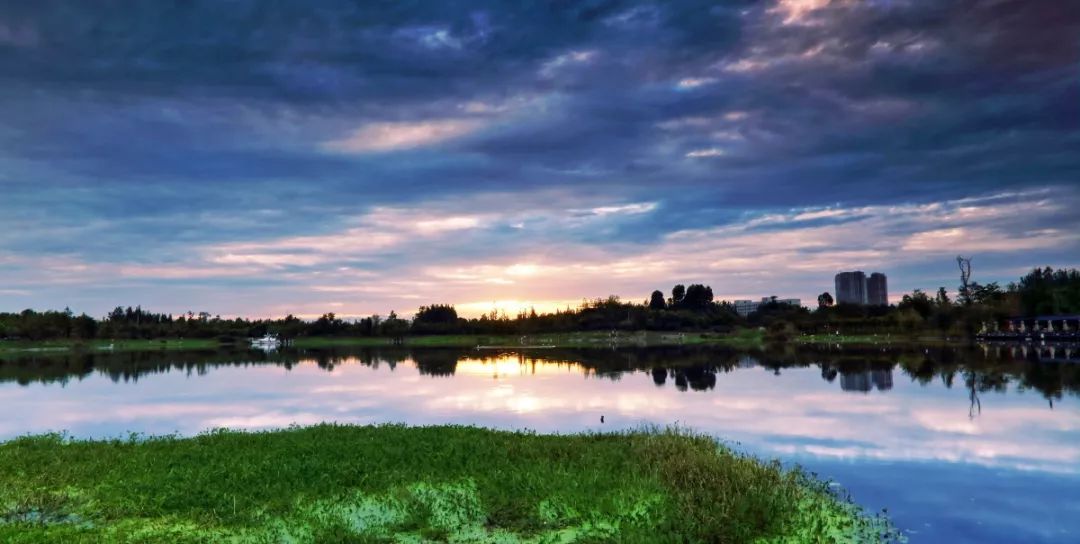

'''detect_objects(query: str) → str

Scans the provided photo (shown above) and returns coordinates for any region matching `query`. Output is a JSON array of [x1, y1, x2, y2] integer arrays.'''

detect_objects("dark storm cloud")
[[0, 1, 680, 100], [3, 1, 1072, 206]]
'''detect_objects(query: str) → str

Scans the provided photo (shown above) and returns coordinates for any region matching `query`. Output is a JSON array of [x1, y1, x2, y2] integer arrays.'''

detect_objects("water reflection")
[[2, 345, 1077, 466], [1, 344, 1078, 543], [838, 368, 893, 392]]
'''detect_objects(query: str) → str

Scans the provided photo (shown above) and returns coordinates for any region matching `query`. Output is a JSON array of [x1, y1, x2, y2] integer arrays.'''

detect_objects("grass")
[[0, 338, 218, 355], [793, 333, 965, 346], [1, 328, 955, 356], [0, 425, 897, 543], [701, 327, 766, 348], [1, 333, 722, 354], [795, 333, 899, 345]]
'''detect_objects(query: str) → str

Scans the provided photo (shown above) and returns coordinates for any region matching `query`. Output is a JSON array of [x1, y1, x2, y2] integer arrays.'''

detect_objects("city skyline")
[[1, 1, 1078, 319]]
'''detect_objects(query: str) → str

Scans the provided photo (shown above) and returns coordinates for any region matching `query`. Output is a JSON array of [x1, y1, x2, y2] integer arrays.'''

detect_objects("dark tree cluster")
[[1010, 267, 1080, 316], [0, 308, 96, 340], [411, 304, 462, 335]]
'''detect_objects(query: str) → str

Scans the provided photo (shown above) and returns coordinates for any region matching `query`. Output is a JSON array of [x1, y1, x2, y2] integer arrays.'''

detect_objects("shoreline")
[[0, 329, 976, 356]]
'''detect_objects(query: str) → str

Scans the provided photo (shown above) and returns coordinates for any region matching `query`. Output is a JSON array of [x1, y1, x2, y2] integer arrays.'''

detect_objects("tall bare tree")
[[957, 255, 973, 305]]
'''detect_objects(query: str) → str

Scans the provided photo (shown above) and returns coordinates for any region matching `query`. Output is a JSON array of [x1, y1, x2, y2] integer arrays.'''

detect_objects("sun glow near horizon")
[[453, 299, 584, 319]]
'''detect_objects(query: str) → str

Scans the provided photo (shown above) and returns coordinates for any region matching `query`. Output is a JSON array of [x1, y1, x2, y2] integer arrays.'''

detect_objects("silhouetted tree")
[[817, 292, 834, 309], [969, 282, 1004, 305], [381, 311, 409, 342], [414, 304, 458, 324], [899, 289, 933, 319], [936, 287, 951, 307], [671, 284, 686, 306], [648, 290, 666, 310], [681, 284, 714, 310], [412, 304, 462, 334]]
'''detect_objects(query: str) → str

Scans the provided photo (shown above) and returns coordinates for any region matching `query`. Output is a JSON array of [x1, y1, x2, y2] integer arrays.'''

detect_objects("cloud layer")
[[0, 1, 1077, 317]]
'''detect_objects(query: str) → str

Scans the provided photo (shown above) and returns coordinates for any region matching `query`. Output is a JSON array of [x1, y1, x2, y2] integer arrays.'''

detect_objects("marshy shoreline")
[[0, 328, 969, 358], [0, 424, 897, 543]]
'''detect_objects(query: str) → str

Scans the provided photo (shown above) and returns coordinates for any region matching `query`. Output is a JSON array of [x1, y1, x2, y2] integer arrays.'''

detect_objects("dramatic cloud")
[[0, 1, 1077, 317]]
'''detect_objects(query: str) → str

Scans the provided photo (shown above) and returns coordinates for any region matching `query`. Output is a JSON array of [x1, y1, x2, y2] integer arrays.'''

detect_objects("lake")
[[2, 343, 1078, 543]]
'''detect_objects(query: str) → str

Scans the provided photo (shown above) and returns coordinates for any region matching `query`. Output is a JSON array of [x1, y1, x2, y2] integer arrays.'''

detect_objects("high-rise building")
[[867, 272, 888, 306], [834, 271, 867, 305], [834, 271, 888, 306]]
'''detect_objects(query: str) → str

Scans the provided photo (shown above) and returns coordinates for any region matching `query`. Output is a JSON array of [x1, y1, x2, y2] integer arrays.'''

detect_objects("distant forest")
[[2, 267, 1078, 341]]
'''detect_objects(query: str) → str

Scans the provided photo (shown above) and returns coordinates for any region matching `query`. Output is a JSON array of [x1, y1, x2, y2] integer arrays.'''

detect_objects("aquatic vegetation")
[[0, 425, 898, 543]]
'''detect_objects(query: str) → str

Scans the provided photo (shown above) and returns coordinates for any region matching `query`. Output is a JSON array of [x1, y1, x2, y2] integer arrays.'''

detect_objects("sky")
[[1, 0, 1078, 319]]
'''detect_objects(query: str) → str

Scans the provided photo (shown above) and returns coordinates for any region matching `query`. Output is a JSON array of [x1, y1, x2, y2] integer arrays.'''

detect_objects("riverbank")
[[0, 329, 963, 357], [0, 338, 218, 355], [0, 424, 892, 543], [0, 330, 764, 355]]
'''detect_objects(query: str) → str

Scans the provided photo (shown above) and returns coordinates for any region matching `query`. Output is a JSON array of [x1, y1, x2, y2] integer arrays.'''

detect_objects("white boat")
[[250, 333, 281, 349]]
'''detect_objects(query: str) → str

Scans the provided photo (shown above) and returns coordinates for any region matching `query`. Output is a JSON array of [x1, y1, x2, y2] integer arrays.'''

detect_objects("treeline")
[[1, 268, 1077, 341], [0, 282, 746, 341], [0, 307, 408, 342]]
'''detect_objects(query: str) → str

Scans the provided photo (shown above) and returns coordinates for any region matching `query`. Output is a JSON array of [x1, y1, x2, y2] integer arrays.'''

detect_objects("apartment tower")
[[834, 271, 889, 306], [834, 271, 868, 305], [867, 272, 889, 306]]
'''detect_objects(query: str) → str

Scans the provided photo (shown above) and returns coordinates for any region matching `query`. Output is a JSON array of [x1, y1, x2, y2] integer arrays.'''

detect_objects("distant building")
[[867, 273, 888, 306], [733, 297, 802, 317], [733, 300, 758, 317], [769, 297, 801, 308], [834, 271, 888, 306], [835, 271, 867, 305]]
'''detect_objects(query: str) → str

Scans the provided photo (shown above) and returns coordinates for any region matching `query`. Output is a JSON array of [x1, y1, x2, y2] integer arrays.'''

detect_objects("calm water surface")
[[2, 344, 1078, 543]]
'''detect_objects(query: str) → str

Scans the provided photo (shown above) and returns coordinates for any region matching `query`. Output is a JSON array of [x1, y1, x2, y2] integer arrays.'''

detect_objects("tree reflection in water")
[[1, 344, 1078, 408]]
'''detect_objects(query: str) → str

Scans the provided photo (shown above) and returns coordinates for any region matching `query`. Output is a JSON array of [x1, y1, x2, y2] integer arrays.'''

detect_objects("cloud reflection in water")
[[1, 349, 1076, 476]]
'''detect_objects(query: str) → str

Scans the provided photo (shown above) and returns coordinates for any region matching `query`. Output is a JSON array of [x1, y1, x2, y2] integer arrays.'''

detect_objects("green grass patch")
[[0, 425, 897, 543], [3, 333, 751, 354], [0, 338, 219, 356], [796, 334, 898, 345], [0, 330, 969, 356], [793, 333, 962, 346], [694, 328, 765, 348]]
